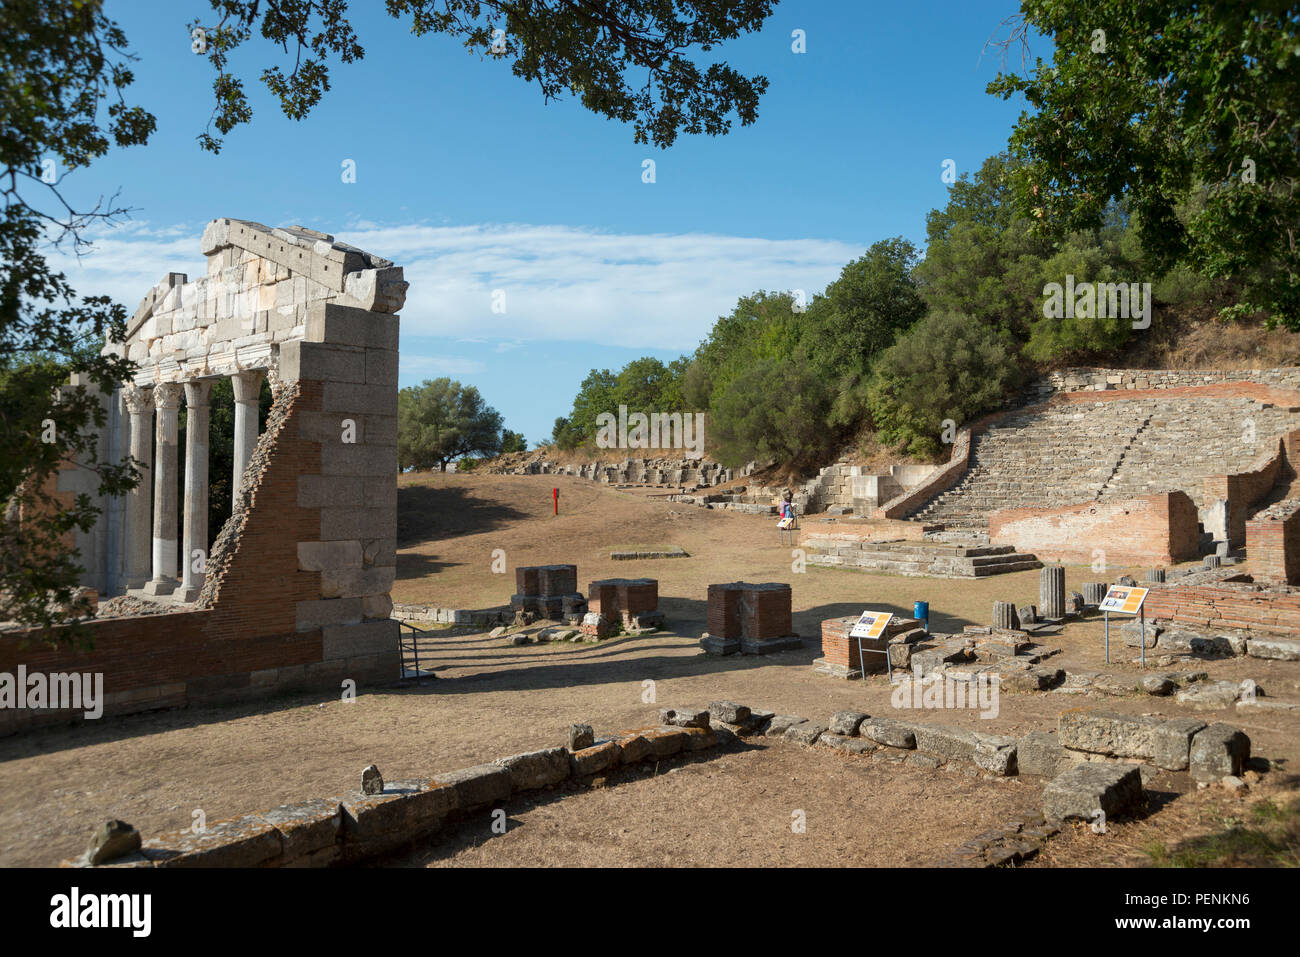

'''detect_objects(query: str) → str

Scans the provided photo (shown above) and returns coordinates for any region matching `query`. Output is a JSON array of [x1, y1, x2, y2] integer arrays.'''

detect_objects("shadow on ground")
[[397, 483, 529, 546]]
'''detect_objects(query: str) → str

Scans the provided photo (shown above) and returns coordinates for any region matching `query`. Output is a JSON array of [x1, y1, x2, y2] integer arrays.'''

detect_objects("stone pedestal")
[[587, 578, 661, 630], [1039, 565, 1065, 619], [511, 564, 585, 620], [814, 615, 926, 678]]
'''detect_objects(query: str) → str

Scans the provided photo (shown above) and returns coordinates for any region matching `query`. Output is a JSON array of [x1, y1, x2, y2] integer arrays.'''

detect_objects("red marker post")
[[553, 487, 559, 516]]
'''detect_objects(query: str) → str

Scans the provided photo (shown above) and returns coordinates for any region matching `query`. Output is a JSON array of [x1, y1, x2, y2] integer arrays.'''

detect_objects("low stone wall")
[[988, 491, 1200, 566], [487, 454, 750, 487], [1054, 710, 1249, 783], [70, 707, 727, 867], [1035, 366, 1300, 398], [1143, 578, 1300, 640], [390, 603, 509, 627]]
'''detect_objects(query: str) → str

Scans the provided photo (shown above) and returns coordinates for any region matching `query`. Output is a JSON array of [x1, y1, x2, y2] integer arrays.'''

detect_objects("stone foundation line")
[[69, 695, 1256, 868], [70, 707, 726, 868]]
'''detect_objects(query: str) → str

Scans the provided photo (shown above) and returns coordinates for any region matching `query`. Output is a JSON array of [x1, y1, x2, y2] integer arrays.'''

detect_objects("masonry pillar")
[[1039, 565, 1065, 619], [232, 369, 265, 495], [144, 382, 183, 596], [123, 386, 154, 590], [178, 379, 213, 602]]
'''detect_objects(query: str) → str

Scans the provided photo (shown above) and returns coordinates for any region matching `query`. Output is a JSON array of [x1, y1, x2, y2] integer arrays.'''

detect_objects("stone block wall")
[[988, 491, 1201, 566], [1036, 367, 1300, 397]]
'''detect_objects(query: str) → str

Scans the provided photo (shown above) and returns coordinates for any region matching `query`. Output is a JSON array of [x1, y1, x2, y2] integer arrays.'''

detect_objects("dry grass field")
[[0, 471, 1296, 867]]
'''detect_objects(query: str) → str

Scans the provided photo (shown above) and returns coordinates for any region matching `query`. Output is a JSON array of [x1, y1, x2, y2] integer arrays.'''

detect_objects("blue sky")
[[59, 0, 1042, 444]]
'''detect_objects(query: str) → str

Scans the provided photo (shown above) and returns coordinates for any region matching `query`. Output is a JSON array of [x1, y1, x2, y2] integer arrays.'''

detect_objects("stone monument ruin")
[[0, 218, 407, 732]]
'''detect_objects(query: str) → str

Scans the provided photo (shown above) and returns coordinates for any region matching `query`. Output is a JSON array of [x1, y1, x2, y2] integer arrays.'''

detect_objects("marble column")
[[232, 370, 265, 496], [123, 386, 154, 590], [179, 379, 213, 602], [1039, 565, 1066, 620], [144, 382, 183, 596]]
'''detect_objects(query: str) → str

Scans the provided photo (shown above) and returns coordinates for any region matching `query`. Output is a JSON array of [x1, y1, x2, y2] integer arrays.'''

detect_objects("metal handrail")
[[397, 620, 434, 684]]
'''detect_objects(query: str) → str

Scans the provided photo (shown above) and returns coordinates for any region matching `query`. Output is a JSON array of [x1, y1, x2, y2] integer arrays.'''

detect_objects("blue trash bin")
[[913, 600, 929, 630]]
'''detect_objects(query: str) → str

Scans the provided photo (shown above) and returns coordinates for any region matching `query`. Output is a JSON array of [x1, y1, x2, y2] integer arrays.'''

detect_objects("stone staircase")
[[908, 395, 1300, 535], [805, 539, 1042, 578]]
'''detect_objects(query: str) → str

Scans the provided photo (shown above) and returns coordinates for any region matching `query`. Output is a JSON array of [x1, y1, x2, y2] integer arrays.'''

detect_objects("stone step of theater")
[[909, 394, 1300, 531], [803, 537, 1042, 578]]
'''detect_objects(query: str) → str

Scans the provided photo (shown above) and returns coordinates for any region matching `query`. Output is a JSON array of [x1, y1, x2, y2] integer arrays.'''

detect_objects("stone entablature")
[[109, 219, 407, 390]]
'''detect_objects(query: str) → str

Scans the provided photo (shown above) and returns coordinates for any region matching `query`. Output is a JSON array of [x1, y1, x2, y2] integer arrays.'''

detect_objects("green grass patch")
[[1144, 798, 1300, 867]]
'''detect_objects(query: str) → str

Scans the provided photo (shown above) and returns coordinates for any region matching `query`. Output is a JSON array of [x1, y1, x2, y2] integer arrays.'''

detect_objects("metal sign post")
[[1098, 586, 1151, 669], [851, 610, 894, 681]]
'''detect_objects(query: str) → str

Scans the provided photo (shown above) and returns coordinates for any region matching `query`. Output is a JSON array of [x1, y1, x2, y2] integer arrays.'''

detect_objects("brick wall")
[[1246, 500, 1300, 586], [819, 615, 918, 673], [706, 582, 792, 639], [988, 491, 1200, 566], [1144, 582, 1300, 636]]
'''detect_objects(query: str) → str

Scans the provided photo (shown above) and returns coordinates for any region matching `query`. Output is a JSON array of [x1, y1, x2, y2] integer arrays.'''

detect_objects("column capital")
[[154, 382, 184, 411], [123, 385, 154, 415], [183, 378, 214, 408], [232, 369, 266, 403]]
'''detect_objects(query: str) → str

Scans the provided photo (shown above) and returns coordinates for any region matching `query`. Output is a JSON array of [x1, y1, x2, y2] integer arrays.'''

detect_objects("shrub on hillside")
[[706, 353, 836, 468], [868, 311, 1026, 458]]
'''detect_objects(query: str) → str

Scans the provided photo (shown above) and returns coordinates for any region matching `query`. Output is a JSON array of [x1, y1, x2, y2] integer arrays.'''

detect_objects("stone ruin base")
[[582, 578, 663, 637], [699, 582, 801, 655], [813, 615, 929, 678], [510, 564, 587, 622]]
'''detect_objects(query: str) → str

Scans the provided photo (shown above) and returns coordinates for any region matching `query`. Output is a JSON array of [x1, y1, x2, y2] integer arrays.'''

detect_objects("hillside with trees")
[[546, 1, 1300, 474]]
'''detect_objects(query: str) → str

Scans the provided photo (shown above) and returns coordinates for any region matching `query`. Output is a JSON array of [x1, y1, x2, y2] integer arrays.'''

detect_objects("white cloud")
[[46, 220, 206, 312], [339, 223, 862, 350], [399, 354, 486, 376], [51, 219, 865, 351]]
